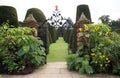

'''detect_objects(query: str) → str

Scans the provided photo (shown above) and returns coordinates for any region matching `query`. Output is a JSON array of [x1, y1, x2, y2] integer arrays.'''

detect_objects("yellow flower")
[[106, 32, 108, 35], [91, 53, 95, 56], [100, 64, 103, 67], [99, 55, 103, 59], [105, 64, 109, 67], [79, 28, 82, 32], [95, 61, 98, 64], [103, 55, 105, 58], [84, 25, 88, 30], [107, 60, 110, 63], [95, 26, 99, 31], [106, 58, 109, 60]]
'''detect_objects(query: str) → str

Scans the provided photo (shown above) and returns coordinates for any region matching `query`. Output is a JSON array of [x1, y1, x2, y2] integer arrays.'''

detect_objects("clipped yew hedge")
[[48, 26, 58, 43], [76, 4, 91, 22], [25, 8, 50, 54], [25, 8, 46, 23], [0, 6, 18, 27]]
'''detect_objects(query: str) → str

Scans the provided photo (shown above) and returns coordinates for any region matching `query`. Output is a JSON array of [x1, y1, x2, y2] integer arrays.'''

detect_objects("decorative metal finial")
[[55, 5, 58, 11]]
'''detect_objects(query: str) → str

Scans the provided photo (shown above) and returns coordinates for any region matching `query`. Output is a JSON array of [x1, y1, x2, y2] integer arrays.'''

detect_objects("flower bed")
[[66, 23, 120, 75]]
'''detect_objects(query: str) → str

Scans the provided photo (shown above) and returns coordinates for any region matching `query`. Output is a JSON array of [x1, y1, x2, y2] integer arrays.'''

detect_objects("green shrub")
[[0, 6, 18, 27], [66, 53, 93, 74], [25, 8, 46, 23], [38, 24, 50, 54], [0, 23, 46, 73], [25, 8, 50, 54], [76, 4, 91, 22], [67, 23, 120, 75], [66, 54, 77, 70], [48, 26, 58, 43]]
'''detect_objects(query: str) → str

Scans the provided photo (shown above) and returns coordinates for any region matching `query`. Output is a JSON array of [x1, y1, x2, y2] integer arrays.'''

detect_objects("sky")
[[0, 0, 120, 23]]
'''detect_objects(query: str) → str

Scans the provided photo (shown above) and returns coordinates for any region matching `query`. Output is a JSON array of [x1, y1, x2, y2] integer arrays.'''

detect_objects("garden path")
[[2, 62, 120, 78]]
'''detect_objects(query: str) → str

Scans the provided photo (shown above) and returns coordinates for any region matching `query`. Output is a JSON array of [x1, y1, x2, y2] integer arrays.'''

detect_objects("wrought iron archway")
[[46, 5, 73, 28]]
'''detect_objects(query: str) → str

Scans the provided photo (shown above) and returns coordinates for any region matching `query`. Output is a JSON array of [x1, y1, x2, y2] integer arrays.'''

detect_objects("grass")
[[47, 37, 68, 62]]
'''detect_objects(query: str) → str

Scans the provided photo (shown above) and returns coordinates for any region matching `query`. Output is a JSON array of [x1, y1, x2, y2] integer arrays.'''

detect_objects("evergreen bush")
[[48, 26, 58, 43], [76, 4, 91, 22], [25, 8, 50, 54], [25, 8, 46, 23], [0, 6, 18, 27]]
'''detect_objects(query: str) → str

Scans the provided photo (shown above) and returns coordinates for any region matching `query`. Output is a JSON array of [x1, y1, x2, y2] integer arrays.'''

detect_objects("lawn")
[[47, 37, 68, 62]]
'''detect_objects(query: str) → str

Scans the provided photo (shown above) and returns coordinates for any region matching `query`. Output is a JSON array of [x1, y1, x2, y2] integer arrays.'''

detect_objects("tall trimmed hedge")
[[25, 8, 50, 54], [76, 4, 91, 22], [25, 8, 46, 23], [69, 4, 92, 53], [48, 26, 58, 43], [0, 6, 18, 27]]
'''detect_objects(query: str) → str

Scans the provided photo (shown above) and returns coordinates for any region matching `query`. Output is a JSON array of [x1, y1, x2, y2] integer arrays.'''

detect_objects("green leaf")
[[82, 60, 89, 66], [85, 66, 93, 74], [79, 68, 84, 74], [23, 45, 30, 52]]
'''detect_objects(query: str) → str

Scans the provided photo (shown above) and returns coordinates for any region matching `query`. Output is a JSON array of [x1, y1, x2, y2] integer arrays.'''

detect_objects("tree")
[[99, 15, 111, 25], [110, 19, 120, 32]]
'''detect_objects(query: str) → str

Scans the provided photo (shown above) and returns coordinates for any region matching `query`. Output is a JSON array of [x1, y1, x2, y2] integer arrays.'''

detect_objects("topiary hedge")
[[25, 8, 50, 54], [76, 4, 91, 22], [0, 6, 18, 27], [25, 8, 46, 23], [48, 26, 58, 43]]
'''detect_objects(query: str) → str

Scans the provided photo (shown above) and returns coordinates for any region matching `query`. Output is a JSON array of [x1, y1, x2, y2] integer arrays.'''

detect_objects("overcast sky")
[[0, 0, 120, 23]]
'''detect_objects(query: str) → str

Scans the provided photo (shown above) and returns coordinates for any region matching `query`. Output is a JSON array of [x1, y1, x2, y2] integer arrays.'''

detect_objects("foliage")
[[66, 53, 93, 74], [66, 54, 77, 70], [0, 23, 46, 73], [110, 19, 120, 32], [67, 23, 120, 75], [0, 6, 18, 27], [26, 8, 51, 54], [99, 15, 120, 32], [99, 15, 110, 25], [48, 26, 58, 43], [76, 4, 91, 22], [38, 24, 50, 54], [25, 8, 46, 23]]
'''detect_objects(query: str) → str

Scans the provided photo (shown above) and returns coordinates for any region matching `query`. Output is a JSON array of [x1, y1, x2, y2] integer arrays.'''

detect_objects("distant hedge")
[[25, 8, 46, 23], [0, 6, 18, 27], [76, 4, 91, 22], [48, 26, 58, 43]]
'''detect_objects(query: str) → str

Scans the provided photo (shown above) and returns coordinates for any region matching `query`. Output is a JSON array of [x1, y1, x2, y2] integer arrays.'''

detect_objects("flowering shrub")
[[0, 23, 46, 74], [67, 23, 120, 75]]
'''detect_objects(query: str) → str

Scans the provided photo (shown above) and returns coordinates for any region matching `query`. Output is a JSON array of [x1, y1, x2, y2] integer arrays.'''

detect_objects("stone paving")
[[1, 62, 120, 78]]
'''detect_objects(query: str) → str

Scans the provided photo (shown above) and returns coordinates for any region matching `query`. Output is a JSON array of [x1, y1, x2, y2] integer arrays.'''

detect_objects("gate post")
[[75, 12, 90, 52]]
